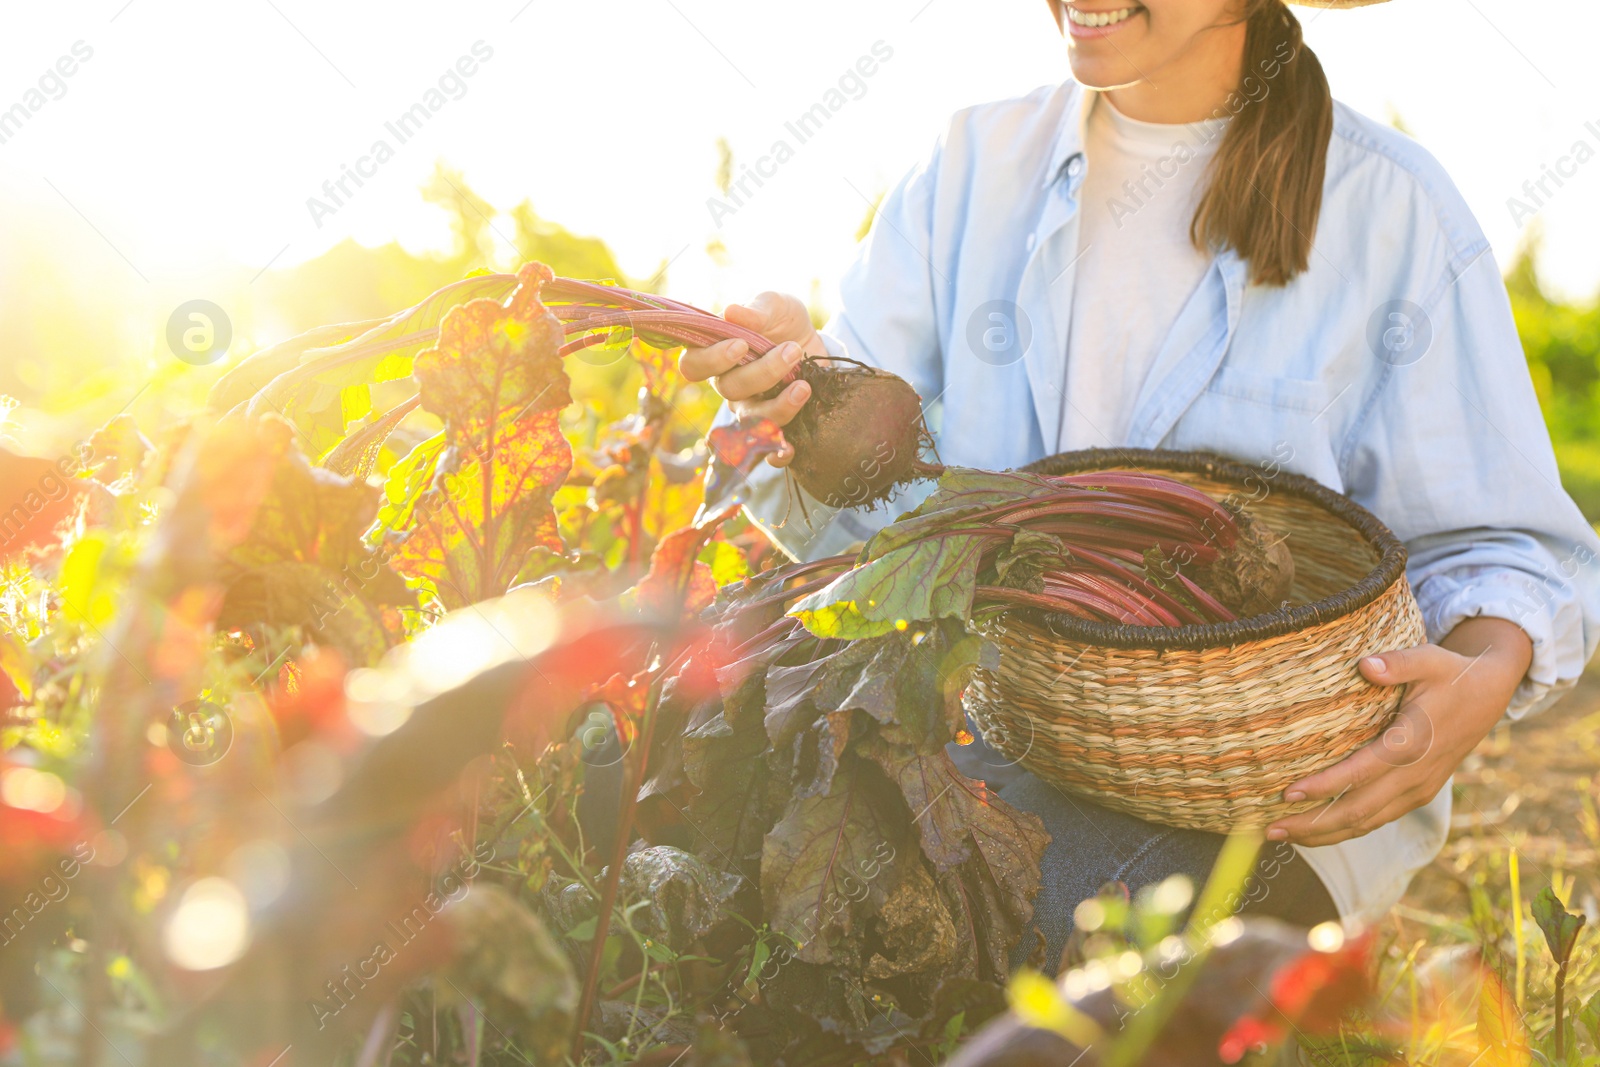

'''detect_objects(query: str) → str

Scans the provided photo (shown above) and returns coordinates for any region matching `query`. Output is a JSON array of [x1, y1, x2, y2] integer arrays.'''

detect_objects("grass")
[[1357, 656, 1600, 1064]]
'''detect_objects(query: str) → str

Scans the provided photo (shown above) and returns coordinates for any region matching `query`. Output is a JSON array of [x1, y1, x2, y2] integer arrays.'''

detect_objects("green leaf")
[[206, 318, 384, 416], [742, 938, 770, 996], [339, 383, 372, 426], [993, 528, 1068, 593], [787, 466, 1062, 638], [58, 532, 117, 630], [0, 629, 32, 701], [789, 532, 988, 638], [323, 395, 423, 480], [759, 756, 908, 967], [1531, 885, 1586, 968], [246, 273, 520, 445], [1477, 963, 1532, 1067], [373, 431, 445, 538], [216, 425, 413, 662], [1577, 988, 1600, 1050], [617, 845, 745, 952], [701, 539, 750, 587], [440, 883, 578, 1066], [389, 264, 573, 609]]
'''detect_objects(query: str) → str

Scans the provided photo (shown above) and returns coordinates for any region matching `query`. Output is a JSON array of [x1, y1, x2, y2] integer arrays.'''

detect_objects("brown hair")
[[1049, 0, 1334, 286]]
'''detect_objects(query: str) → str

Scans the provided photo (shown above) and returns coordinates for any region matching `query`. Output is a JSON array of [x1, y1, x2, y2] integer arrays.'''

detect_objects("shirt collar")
[[1042, 81, 1098, 190]]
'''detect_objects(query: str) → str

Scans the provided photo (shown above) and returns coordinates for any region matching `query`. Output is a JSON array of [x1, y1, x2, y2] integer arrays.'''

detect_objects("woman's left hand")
[[1266, 617, 1533, 848]]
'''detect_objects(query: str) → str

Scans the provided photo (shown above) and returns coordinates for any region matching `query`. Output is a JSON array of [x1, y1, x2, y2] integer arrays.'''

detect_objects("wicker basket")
[[962, 448, 1426, 833]]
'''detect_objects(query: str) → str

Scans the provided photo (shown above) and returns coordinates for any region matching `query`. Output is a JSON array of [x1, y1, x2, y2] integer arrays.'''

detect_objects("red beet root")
[[1195, 499, 1295, 616], [542, 272, 936, 509], [780, 358, 931, 509]]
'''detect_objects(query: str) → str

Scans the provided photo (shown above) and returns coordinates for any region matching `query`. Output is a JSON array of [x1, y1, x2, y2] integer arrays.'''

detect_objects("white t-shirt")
[[1058, 94, 1229, 451]]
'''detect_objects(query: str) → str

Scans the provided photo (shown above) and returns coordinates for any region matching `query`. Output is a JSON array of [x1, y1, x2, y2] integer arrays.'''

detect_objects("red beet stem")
[[1048, 471, 1238, 540], [540, 272, 1254, 628], [545, 278, 777, 361], [556, 309, 773, 354], [1174, 571, 1236, 622], [996, 499, 1213, 543], [972, 588, 1113, 620], [737, 571, 849, 614], [1040, 571, 1172, 626], [543, 276, 717, 318], [1057, 545, 1208, 626], [558, 333, 609, 358], [1005, 519, 1222, 564], [729, 614, 803, 658]]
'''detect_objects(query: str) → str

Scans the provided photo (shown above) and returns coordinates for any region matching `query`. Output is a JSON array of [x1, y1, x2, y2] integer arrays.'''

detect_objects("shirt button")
[[1066, 155, 1084, 177], [1026, 233, 1037, 251]]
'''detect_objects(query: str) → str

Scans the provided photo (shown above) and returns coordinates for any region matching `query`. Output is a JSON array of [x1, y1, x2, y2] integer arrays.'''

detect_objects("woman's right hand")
[[679, 291, 822, 468]]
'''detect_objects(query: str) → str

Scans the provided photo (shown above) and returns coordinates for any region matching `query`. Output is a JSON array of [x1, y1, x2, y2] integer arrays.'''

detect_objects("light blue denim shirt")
[[721, 80, 1600, 924]]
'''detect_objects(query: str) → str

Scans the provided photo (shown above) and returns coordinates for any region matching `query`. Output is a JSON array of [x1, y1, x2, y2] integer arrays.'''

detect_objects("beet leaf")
[[388, 264, 573, 609]]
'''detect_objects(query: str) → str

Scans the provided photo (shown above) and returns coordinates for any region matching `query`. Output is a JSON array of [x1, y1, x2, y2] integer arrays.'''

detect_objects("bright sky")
[[2, 0, 1598, 334]]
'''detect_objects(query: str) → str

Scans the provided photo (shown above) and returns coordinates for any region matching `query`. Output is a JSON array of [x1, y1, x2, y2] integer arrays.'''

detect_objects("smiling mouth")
[[1065, 4, 1143, 30]]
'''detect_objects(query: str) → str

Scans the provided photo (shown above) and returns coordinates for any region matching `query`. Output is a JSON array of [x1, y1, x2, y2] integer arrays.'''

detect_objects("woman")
[[681, 0, 1600, 966]]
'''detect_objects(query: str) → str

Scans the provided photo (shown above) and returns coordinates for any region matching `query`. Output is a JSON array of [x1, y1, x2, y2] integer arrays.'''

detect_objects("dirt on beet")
[[781, 358, 931, 509], [1196, 499, 1296, 617]]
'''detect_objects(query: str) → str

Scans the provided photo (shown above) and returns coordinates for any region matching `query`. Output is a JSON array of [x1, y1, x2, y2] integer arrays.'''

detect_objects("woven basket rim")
[[1010, 447, 1410, 651]]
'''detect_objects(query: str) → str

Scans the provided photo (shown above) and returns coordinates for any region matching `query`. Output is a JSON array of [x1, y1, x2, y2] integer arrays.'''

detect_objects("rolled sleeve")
[[1410, 546, 1594, 719], [1343, 246, 1600, 722]]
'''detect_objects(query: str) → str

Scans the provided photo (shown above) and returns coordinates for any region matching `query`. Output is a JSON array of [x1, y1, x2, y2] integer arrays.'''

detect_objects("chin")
[[1066, 52, 1141, 90]]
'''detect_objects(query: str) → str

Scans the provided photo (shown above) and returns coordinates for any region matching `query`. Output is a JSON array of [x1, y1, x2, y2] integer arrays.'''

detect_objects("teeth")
[[1068, 6, 1137, 27]]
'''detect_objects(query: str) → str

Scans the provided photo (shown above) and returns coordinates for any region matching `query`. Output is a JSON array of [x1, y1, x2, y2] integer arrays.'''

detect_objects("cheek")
[[1132, 1, 1233, 66], [1065, 10, 1169, 89]]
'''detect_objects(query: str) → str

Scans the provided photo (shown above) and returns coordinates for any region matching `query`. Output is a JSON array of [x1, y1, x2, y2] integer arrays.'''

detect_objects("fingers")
[[729, 379, 812, 427], [1281, 742, 1389, 804], [711, 342, 806, 401], [1269, 712, 1445, 845], [1267, 784, 1419, 847], [1359, 643, 1455, 686], [679, 337, 752, 383], [730, 379, 812, 431], [725, 292, 786, 334]]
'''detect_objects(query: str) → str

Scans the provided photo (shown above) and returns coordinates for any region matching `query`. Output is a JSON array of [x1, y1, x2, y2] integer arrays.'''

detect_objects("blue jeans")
[[951, 734, 1339, 974]]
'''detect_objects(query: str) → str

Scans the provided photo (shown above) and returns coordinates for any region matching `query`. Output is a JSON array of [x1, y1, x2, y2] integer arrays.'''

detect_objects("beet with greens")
[[543, 275, 933, 509]]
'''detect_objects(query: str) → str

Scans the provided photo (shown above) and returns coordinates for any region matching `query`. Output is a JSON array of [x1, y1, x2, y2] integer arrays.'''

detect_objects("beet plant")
[[0, 261, 1317, 1067]]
